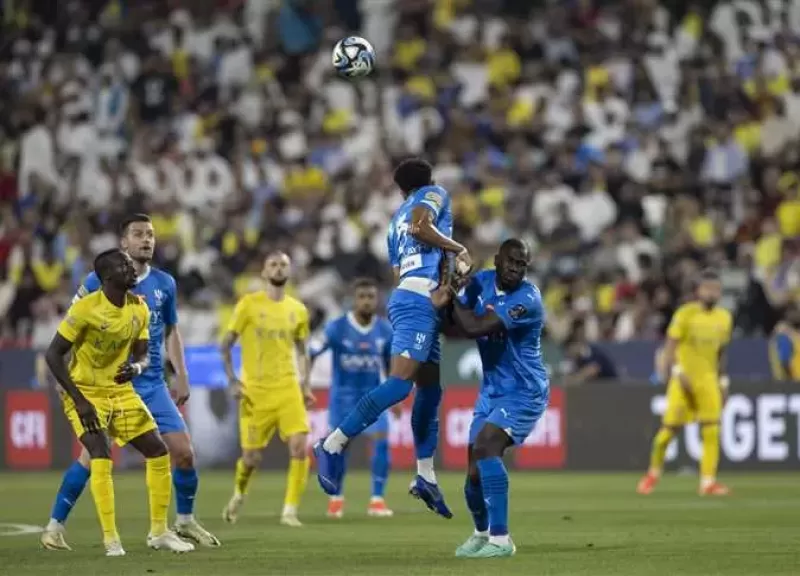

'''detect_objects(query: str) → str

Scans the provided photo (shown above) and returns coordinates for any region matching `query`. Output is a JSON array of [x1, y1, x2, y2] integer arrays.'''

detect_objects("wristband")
[[719, 375, 730, 390], [132, 363, 143, 376], [671, 365, 683, 376]]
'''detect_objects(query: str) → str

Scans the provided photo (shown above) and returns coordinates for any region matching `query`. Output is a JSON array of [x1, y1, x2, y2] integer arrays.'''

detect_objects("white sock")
[[417, 457, 436, 484], [323, 429, 349, 454], [474, 530, 489, 538], [489, 534, 510, 546], [282, 504, 297, 517], [46, 519, 63, 532], [175, 513, 194, 525]]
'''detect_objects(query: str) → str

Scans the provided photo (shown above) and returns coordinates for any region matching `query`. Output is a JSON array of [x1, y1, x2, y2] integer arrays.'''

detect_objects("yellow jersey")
[[227, 292, 309, 393], [667, 301, 733, 380], [57, 290, 150, 393]]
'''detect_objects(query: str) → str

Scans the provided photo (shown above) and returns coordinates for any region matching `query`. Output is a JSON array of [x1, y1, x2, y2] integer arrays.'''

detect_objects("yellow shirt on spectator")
[[595, 284, 616, 314], [32, 260, 64, 292], [487, 49, 521, 87], [777, 200, 800, 237], [283, 166, 328, 197], [452, 194, 479, 228], [689, 216, 715, 247], [584, 65, 610, 100], [755, 233, 782, 271], [393, 38, 426, 71], [744, 74, 789, 98], [734, 122, 762, 155], [151, 214, 181, 242], [222, 229, 259, 257]]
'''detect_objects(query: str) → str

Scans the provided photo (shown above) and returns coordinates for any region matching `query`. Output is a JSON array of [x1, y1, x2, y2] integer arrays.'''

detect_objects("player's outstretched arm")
[[410, 206, 469, 260], [450, 301, 505, 339]]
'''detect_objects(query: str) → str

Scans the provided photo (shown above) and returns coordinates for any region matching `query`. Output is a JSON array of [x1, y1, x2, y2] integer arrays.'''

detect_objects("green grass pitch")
[[1, 471, 799, 575]]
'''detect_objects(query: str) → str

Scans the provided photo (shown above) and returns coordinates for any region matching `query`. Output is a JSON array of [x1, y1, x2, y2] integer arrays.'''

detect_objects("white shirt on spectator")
[[19, 124, 58, 198], [570, 189, 618, 242], [617, 237, 660, 283], [533, 184, 576, 235]]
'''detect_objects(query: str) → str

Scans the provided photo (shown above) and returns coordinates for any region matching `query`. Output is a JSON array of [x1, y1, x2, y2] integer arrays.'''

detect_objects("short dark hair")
[[393, 158, 433, 193], [698, 268, 721, 283], [499, 238, 528, 255], [119, 213, 152, 236], [352, 277, 378, 291], [94, 248, 124, 282]]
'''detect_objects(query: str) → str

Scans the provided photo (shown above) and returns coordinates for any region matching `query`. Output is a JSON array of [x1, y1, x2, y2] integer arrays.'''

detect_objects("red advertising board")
[[5, 390, 52, 469], [441, 387, 566, 470]]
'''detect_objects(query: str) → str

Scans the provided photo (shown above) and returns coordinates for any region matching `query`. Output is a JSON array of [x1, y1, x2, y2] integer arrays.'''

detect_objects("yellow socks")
[[700, 424, 721, 484], [283, 457, 310, 512], [90, 458, 119, 543], [648, 427, 675, 476], [145, 454, 172, 536], [235, 458, 255, 497]]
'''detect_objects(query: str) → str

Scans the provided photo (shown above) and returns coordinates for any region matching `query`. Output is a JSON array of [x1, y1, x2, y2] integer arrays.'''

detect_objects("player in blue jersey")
[[40, 214, 220, 551], [445, 239, 549, 558], [309, 277, 396, 519], [315, 158, 471, 519]]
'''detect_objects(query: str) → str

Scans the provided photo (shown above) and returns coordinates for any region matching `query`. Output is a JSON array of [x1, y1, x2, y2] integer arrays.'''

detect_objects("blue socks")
[[339, 376, 413, 438], [411, 383, 442, 460], [50, 461, 90, 523], [464, 476, 489, 532], [476, 457, 509, 536], [173, 467, 199, 516], [371, 438, 390, 498]]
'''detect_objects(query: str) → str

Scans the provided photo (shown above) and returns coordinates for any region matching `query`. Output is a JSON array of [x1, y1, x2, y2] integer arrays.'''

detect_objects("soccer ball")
[[332, 36, 375, 78]]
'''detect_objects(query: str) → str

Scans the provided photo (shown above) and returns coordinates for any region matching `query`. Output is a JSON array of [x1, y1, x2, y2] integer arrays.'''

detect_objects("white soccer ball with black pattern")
[[332, 36, 375, 78]]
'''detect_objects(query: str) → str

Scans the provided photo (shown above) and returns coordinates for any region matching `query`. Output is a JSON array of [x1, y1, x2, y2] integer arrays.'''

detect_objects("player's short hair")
[[393, 158, 433, 193], [698, 268, 721, 283], [264, 250, 290, 262], [352, 277, 378, 291], [94, 248, 124, 281], [499, 238, 529, 256], [119, 213, 152, 236]]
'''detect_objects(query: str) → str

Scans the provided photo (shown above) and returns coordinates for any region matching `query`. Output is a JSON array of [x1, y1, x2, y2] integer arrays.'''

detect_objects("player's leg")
[[224, 405, 275, 523], [40, 448, 91, 550], [326, 397, 348, 518], [143, 385, 220, 546], [455, 418, 491, 558], [366, 411, 393, 517], [696, 382, 728, 495], [278, 391, 311, 527], [637, 377, 688, 494]]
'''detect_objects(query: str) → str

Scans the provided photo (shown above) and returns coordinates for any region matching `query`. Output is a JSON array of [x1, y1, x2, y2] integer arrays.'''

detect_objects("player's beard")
[[701, 298, 718, 309], [269, 277, 288, 287]]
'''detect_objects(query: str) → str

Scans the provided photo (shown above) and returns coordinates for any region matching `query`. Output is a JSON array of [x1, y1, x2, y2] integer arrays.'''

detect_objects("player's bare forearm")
[[165, 324, 188, 377], [131, 339, 150, 371], [45, 334, 84, 403], [409, 206, 465, 254], [221, 331, 239, 381], [661, 338, 678, 382], [296, 340, 311, 390], [451, 301, 505, 338]]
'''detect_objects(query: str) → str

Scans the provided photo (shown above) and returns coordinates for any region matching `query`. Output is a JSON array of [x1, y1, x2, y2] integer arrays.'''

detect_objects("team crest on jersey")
[[508, 304, 527, 320], [153, 289, 164, 306], [424, 191, 443, 208]]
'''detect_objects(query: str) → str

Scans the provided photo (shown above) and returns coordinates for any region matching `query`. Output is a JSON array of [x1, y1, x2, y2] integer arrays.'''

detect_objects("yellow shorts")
[[239, 388, 309, 450], [62, 386, 157, 447], [662, 375, 722, 427]]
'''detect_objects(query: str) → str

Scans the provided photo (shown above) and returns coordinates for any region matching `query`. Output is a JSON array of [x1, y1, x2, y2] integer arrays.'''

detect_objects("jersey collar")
[[136, 265, 151, 284], [347, 312, 376, 335]]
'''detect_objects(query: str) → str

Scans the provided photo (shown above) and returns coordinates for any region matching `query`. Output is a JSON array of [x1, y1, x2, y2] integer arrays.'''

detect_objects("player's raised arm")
[[45, 307, 101, 433]]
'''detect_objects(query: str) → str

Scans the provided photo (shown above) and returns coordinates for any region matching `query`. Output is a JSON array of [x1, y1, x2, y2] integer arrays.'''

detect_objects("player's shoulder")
[[714, 305, 734, 323], [76, 271, 101, 298], [71, 290, 102, 313], [675, 300, 700, 317], [414, 184, 449, 209], [148, 267, 177, 290], [472, 269, 495, 287], [126, 291, 149, 309], [285, 295, 308, 314], [514, 279, 541, 302]]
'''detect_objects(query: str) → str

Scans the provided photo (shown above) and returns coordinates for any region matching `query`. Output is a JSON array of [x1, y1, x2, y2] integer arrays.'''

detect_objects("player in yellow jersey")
[[637, 269, 733, 496], [45, 249, 194, 556], [220, 251, 315, 527]]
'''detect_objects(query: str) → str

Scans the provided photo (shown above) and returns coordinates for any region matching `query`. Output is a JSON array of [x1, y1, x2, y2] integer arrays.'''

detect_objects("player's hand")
[[75, 396, 101, 434], [303, 388, 316, 407], [390, 403, 403, 418], [229, 379, 245, 400], [455, 248, 473, 276], [171, 372, 191, 407], [114, 362, 141, 384]]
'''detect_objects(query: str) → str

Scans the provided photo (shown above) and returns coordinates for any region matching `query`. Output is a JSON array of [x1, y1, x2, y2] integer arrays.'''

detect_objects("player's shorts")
[[136, 382, 187, 435], [328, 391, 389, 436], [387, 288, 441, 364], [239, 386, 310, 450], [62, 386, 157, 446], [469, 391, 547, 446], [662, 375, 722, 426]]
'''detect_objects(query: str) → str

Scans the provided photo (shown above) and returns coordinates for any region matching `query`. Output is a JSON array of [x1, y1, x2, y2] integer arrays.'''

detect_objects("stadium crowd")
[[0, 0, 799, 351]]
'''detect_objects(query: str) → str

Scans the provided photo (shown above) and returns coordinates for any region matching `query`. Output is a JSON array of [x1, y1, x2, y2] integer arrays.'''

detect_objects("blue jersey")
[[310, 313, 392, 396], [77, 266, 178, 390], [387, 184, 453, 285], [458, 269, 549, 400]]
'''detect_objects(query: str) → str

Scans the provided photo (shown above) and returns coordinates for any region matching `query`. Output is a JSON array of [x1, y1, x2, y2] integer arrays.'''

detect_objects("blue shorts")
[[136, 383, 186, 435], [328, 392, 389, 436], [469, 392, 547, 446], [387, 289, 440, 364]]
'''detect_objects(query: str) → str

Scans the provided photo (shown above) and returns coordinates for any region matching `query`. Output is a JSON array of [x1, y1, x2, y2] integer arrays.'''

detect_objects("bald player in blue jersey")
[[40, 214, 219, 551], [445, 239, 549, 558], [315, 158, 472, 519], [309, 277, 396, 518]]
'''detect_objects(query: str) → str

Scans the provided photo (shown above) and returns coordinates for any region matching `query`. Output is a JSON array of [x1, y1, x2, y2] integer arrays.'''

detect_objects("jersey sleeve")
[[666, 306, 689, 341], [456, 275, 483, 309], [163, 274, 179, 326], [494, 287, 543, 331], [57, 301, 88, 343], [776, 333, 794, 366], [72, 272, 101, 304], [412, 187, 446, 218], [387, 226, 399, 268], [137, 306, 151, 341], [295, 304, 310, 341], [227, 297, 249, 334], [723, 311, 734, 345], [310, 320, 337, 359]]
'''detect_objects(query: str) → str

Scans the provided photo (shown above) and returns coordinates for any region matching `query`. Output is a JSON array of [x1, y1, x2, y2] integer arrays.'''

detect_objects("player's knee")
[[288, 434, 308, 459], [165, 434, 195, 469], [473, 428, 509, 460], [78, 447, 92, 467], [389, 355, 419, 380], [82, 433, 112, 460], [243, 450, 262, 467], [135, 432, 169, 458]]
